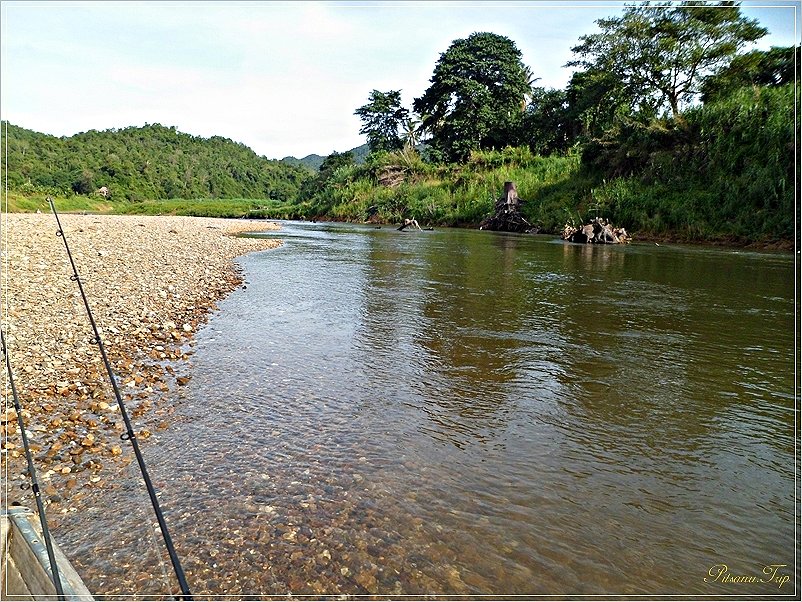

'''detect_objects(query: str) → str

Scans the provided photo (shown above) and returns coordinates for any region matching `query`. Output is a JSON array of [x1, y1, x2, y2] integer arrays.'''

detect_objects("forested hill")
[[2, 122, 312, 202], [282, 143, 370, 171], [280, 154, 325, 172]]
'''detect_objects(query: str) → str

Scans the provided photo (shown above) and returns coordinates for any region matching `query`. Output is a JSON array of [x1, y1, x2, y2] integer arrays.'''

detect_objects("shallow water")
[[56, 223, 796, 598]]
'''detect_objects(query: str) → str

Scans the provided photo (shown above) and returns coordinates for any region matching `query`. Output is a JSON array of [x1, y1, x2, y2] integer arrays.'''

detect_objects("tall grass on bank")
[[116, 198, 308, 220], [587, 84, 795, 243], [304, 146, 583, 228], [120, 198, 266, 218], [3, 193, 303, 220], [4, 191, 113, 213]]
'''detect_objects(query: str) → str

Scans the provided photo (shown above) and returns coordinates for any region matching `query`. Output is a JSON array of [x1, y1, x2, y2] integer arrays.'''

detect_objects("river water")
[[57, 222, 796, 598]]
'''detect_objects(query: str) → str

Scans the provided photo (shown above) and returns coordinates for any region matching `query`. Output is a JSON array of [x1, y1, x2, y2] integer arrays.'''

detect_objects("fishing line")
[[48, 199, 193, 601], [2, 328, 66, 600]]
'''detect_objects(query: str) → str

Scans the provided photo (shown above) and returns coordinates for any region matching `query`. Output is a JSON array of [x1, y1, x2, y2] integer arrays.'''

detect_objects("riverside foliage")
[[300, 84, 795, 244], [297, 81, 790, 240], [332, 4, 796, 245], [585, 85, 795, 242], [2, 3, 796, 246]]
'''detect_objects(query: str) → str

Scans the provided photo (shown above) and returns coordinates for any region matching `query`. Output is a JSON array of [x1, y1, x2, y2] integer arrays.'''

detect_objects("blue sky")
[[1, 1, 799, 159]]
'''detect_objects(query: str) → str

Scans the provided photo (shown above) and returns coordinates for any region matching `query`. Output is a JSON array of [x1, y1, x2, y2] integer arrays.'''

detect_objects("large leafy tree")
[[565, 68, 642, 139], [413, 32, 532, 162], [298, 150, 355, 201], [700, 45, 799, 102], [520, 68, 639, 155], [520, 88, 573, 155], [355, 90, 409, 153], [318, 150, 355, 175], [568, 1, 767, 117]]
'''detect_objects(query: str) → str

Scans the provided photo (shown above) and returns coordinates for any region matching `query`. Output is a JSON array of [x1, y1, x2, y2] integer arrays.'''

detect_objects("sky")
[[1, 1, 799, 160]]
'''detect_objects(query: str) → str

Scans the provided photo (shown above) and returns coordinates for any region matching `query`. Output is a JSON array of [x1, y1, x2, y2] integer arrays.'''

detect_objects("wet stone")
[[355, 570, 380, 594]]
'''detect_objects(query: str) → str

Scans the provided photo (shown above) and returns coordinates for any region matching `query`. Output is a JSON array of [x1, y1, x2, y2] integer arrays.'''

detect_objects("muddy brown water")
[[51, 223, 796, 598]]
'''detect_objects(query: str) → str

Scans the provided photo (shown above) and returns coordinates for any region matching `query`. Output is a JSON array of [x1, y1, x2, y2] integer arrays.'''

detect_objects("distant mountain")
[[280, 154, 326, 172], [3, 122, 312, 202], [348, 144, 370, 164], [281, 143, 370, 172]]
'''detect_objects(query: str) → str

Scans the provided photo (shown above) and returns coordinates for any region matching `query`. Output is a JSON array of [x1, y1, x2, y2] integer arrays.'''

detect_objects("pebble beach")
[[1, 213, 281, 508]]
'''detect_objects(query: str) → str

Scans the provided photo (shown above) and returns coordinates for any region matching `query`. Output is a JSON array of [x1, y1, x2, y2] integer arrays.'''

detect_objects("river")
[[56, 222, 797, 598]]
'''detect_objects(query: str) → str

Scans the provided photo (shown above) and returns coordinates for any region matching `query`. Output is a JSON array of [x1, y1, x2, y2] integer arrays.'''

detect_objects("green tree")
[[520, 64, 542, 110], [318, 150, 355, 175], [568, 1, 767, 117], [71, 168, 96, 194], [401, 115, 422, 151], [355, 90, 409, 153], [413, 32, 532, 162], [700, 45, 799, 102], [565, 68, 640, 140], [521, 88, 573, 155], [299, 150, 356, 200]]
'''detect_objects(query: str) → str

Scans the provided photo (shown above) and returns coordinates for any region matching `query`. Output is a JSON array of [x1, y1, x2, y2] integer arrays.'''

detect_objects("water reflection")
[[52, 223, 796, 598]]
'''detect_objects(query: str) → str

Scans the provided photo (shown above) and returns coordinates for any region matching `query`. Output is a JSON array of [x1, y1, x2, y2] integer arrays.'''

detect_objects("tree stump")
[[479, 182, 536, 233]]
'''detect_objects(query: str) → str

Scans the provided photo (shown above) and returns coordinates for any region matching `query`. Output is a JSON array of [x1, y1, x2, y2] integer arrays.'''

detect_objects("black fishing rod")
[[48, 199, 193, 600], [2, 328, 66, 600]]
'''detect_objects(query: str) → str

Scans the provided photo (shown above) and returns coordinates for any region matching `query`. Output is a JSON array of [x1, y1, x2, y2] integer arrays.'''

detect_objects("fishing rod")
[[48, 198, 193, 601], [2, 328, 66, 600]]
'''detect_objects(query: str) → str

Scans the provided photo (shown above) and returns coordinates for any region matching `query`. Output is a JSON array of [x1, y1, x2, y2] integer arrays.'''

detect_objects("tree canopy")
[[298, 150, 356, 201], [413, 32, 532, 162], [568, 1, 767, 116], [318, 150, 355, 175], [520, 88, 573, 155], [355, 90, 409, 154], [4, 122, 311, 202], [700, 45, 798, 102]]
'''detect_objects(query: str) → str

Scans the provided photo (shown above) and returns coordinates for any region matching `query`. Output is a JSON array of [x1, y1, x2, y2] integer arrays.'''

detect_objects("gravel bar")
[[1, 213, 281, 507]]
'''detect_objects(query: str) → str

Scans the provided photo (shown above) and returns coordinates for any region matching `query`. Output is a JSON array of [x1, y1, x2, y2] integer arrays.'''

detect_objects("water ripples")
[[54, 224, 796, 597]]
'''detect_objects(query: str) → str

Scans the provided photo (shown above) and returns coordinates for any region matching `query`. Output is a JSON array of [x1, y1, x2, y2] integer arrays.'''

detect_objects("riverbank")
[[626, 230, 795, 252], [5, 191, 299, 220], [6, 189, 793, 252], [1, 213, 281, 511]]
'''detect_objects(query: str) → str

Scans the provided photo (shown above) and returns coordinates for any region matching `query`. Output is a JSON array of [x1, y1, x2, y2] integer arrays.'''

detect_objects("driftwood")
[[479, 182, 537, 233], [398, 218, 422, 231], [562, 217, 630, 244]]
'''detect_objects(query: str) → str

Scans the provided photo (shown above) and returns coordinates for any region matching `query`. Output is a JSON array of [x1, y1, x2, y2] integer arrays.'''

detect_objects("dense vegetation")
[[293, 147, 584, 229], [2, 2, 796, 246], [3, 123, 311, 203], [324, 2, 796, 245], [285, 79, 794, 244], [584, 85, 794, 241]]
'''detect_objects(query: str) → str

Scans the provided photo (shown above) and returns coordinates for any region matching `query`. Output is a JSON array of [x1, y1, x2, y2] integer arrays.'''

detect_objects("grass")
[[3, 192, 295, 220], [303, 147, 585, 229], [4, 191, 114, 213], [119, 198, 264, 218]]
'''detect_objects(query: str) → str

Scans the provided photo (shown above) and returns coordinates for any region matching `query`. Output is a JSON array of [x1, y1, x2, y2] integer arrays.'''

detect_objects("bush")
[[577, 84, 795, 242]]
